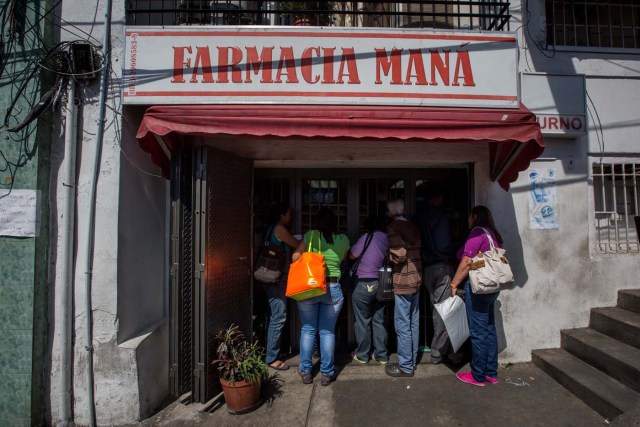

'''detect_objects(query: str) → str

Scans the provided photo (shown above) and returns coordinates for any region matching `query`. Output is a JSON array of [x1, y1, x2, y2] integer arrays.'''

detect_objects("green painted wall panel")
[[0, 240, 36, 287], [0, 0, 54, 425], [0, 330, 33, 375], [0, 374, 31, 419]]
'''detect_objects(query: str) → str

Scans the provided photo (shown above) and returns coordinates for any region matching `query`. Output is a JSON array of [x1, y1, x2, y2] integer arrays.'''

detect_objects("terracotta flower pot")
[[220, 377, 262, 414]]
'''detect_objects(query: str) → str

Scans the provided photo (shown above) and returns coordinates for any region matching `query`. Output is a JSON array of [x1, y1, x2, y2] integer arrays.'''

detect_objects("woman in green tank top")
[[292, 208, 350, 386]]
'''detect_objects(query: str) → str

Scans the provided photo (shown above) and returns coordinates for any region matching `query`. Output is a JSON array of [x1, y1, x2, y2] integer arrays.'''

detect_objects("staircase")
[[532, 289, 640, 421]]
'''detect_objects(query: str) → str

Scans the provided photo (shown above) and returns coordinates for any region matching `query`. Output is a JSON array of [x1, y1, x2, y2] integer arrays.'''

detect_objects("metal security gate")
[[169, 146, 195, 397], [194, 146, 253, 402], [170, 145, 253, 403]]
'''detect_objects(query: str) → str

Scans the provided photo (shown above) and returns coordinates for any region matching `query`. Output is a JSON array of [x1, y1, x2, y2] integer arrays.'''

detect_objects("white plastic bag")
[[434, 295, 469, 353]]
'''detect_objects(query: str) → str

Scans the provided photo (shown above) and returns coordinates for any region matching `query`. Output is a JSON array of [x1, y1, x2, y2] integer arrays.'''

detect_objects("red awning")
[[136, 104, 544, 190]]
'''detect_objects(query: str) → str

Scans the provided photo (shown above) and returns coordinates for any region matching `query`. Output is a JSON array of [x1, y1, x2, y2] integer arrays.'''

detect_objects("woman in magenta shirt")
[[450, 205, 504, 387]]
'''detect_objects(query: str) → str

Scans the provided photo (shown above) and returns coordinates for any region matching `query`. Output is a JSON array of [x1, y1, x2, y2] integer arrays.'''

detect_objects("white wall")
[[493, 0, 640, 362], [117, 106, 168, 345], [49, 1, 169, 425], [484, 139, 593, 361]]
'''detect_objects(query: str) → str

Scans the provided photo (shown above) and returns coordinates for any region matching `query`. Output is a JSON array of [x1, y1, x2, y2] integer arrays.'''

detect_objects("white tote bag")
[[468, 227, 514, 294], [434, 295, 469, 353]]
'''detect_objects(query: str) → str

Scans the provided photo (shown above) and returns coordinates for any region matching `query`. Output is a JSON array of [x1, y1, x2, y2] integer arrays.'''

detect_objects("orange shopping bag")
[[286, 231, 327, 301]]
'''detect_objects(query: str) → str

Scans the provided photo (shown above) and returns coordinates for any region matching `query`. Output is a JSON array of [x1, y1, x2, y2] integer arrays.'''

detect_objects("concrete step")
[[590, 307, 640, 350], [618, 289, 640, 314], [562, 328, 640, 393], [532, 348, 640, 420]]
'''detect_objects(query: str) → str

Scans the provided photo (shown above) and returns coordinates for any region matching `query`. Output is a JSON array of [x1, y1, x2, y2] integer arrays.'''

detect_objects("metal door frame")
[[169, 145, 196, 398]]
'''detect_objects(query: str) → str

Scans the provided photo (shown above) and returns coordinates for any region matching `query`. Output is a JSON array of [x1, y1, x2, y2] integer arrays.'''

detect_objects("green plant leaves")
[[213, 323, 268, 383]]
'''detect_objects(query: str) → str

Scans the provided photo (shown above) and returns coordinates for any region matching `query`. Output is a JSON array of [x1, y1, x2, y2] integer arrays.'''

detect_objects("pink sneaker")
[[456, 371, 485, 387], [485, 376, 499, 384]]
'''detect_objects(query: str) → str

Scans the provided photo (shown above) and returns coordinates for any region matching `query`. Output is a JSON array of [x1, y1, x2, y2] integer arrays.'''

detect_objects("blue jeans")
[[394, 291, 420, 373], [297, 283, 344, 376], [264, 282, 287, 364], [464, 279, 499, 382], [351, 279, 388, 361]]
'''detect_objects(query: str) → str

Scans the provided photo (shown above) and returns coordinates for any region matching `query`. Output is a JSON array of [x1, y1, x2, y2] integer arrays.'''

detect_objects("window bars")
[[546, 0, 640, 49], [593, 163, 640, 254], [126, 1, 511, 31]]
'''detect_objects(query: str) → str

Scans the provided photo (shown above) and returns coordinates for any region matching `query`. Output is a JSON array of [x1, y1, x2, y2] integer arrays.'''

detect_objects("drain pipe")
[[59, 79, 77, 427], [82, 0, 113, 425]]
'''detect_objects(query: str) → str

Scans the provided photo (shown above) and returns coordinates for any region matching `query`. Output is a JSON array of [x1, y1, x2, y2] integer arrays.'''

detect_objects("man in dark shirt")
[[415, 187, 462, 365]]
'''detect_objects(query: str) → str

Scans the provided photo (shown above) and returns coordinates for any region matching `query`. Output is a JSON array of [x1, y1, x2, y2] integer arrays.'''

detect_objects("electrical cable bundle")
[[0, 0, 103, 199]]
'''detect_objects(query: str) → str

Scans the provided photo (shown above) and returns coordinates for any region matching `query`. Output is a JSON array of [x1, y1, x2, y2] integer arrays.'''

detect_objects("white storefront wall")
[[47, 0, 640, 424], [49, 1, 168, 425], [508, 0, 640, 361]]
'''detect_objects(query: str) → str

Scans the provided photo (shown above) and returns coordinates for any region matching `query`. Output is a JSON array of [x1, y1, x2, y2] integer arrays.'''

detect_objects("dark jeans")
[[464, 279, 499, 382], [264, 282, 287, 364], [424, 263, 462, 363], [351, 279, 388, 361], [394, 291, 420, 373]]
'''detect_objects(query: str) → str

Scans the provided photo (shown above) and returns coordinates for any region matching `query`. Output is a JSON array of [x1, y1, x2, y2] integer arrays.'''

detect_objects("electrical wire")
[[106, 67, 163, 179], [6, 75, 68, 132], [0, 0, 102, 201], [37, 60, 107, 78], [19, 0, 63, 44], [586, 90, 606, 163], [23, 1, 103, 46], [4, 39, 102, 133], [526, 0, 556, 58], [36, 41, 106, 81]]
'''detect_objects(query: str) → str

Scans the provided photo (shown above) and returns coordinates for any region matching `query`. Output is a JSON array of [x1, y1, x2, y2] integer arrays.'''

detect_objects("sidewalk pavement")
[[138, 357, 619, 427]]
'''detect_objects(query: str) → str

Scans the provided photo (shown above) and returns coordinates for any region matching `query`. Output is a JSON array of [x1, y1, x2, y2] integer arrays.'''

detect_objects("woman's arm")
[[340, 234, 351, 261], [347, 234, 365, 260], [387, 224, 407, 264], [291, 239, 305, 262], [274, 224, 300, 249], [450, 256, 472, 297]]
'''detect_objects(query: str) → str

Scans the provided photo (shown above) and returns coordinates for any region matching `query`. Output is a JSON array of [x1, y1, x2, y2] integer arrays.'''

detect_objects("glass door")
[[300, 178, 349, 235], [358, 177, 406, 234]]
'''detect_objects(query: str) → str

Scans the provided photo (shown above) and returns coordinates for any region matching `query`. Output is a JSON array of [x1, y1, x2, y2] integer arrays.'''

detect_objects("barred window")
[[546, 0, 640, 48], [126, 1, 511, 31], [593, 163, 640, 254]]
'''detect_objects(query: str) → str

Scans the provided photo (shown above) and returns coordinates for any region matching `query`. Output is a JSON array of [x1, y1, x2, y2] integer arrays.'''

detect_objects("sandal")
[[269, 360, 290, 371]]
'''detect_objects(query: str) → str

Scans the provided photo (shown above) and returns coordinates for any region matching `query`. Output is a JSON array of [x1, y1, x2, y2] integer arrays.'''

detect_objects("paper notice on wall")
[[0, 190, 41, 237], [529, 169, 558, 230]]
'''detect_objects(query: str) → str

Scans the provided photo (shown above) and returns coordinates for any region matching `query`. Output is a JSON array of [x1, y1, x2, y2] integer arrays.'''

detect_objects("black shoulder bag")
[[376, 258, 394, 302], [253, 225, 286, 284]]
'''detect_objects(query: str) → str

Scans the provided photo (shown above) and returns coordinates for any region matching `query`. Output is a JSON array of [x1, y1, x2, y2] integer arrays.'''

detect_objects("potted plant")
[[213, 324, 268, 414]]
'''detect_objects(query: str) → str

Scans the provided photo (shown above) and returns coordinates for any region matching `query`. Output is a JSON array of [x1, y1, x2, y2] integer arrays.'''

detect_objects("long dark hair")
[[269, 202, 290, 223], [316, 207, 338, 244], [470, 205, 503, 244]]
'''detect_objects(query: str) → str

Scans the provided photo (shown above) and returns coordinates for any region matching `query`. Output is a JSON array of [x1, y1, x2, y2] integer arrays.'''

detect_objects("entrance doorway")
[[253, 167, 472, 358], [168, 157, 471, 403]]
